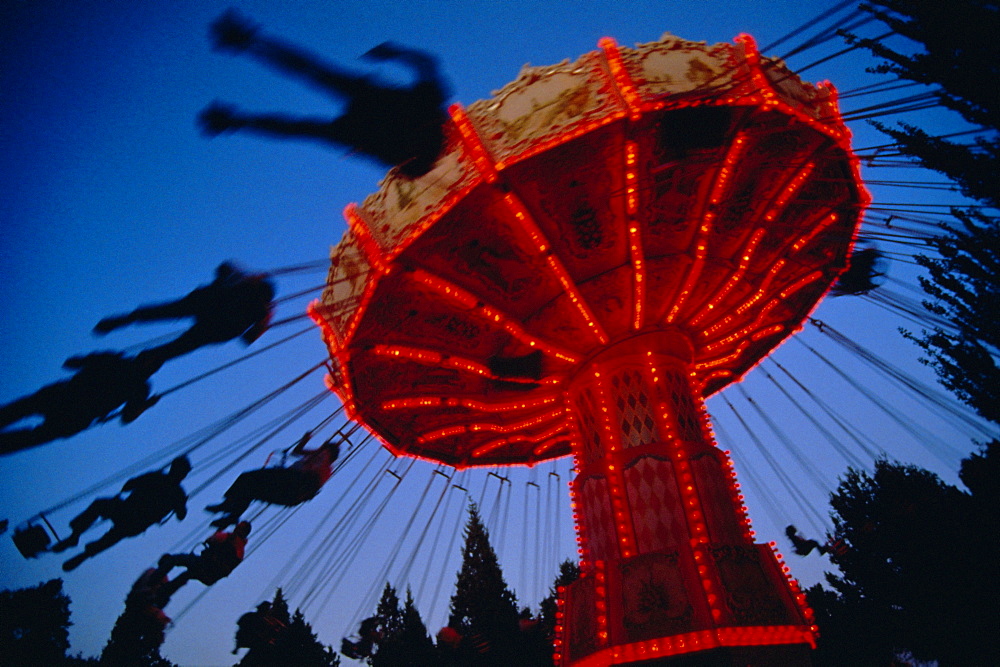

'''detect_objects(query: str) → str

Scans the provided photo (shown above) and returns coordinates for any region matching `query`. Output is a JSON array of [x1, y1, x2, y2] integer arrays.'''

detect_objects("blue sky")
[[1, 2, 990, 664]]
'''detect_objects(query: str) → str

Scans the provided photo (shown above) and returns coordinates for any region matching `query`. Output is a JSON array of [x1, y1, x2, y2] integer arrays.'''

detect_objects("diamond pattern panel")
[[624, 455, 687, 553], [612, 369, 659, 448], [578, 475, 617, 560], [690, 452, 747, 545], [574, 388, 604, 465], [665, 370, 702, 442]]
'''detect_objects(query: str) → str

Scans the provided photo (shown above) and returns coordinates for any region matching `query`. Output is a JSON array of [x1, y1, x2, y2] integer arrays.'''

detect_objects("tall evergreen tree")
[[394, 590, 436, 667], [523, 559, 581, 667], [342, 584, 435, 666], [845, 1, 1000, 423], [236, 589, 339, 667], [845, 1, 999, 204], [374, 583, 403, 648], [445, 503, 520, 665]]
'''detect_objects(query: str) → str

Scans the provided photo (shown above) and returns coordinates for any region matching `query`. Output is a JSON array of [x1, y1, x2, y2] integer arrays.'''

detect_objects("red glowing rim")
[[312, 33, 869, 468]]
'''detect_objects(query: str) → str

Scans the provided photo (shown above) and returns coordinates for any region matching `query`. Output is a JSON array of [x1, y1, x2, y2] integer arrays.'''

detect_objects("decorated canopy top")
[[311, 32, 867, 468]]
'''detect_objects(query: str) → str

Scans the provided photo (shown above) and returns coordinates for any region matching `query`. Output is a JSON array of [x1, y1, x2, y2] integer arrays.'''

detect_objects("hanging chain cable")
[[294, 449, 400, 608], [273, 283, 327, 305], [794, 333, 965, 465], [265, 259, 332, 276], [274, 433, 384, 600], [808, 319, 995, 441], [397, 468, 454, 588], [158, 327, 317, 397], [426, 472, 472, 620], [414, 468, 466, 603], [735, 384, 837, 494], [356, 467, 444, 617], [762, 0, 863, 54], [314, 458, 415, 625], [757, 366, 868, 470], [720, 393, 830, 534]]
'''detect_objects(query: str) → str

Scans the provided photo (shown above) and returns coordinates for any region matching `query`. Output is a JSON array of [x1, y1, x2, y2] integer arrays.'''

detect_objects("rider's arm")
[[240, 308, 272, 344], [174, 493, 188, 521], [290, 431, 313, 456]]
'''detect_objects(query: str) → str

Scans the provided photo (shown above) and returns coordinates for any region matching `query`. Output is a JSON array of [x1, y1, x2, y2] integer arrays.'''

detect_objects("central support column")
[[556, 331, 815, 666]]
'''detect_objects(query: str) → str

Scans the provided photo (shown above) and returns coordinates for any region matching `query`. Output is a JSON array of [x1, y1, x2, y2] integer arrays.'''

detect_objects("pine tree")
[[237, 589, 338, 667], [281, 609, 340, 667], [371, 588, 436, 667], [845, 1, 1000, 423], [537, 560, 579, 649], [844, 1, 999, 204], [343, 584, 435, 666], [374, 583, 403, 645], [445, 503, 520, 665], [396, 590, 436, 666]]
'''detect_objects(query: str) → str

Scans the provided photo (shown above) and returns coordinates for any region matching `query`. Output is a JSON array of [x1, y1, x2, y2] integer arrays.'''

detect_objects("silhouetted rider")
[[157, 521, 252, 597], [831, 247, 884, 296], [205, 432, 341, 528], [234, 601, 286, 655], [55, 456, 191, 571], [200, 10, 450, 178], [95, 262, 274, 368], [785, 524, 846, 557], [0, 352, 159, 455]]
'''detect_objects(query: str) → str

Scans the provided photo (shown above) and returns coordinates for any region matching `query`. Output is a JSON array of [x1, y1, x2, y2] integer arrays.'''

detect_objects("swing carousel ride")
[[311, 32, 864, 664], [2, 4, 994, 666]]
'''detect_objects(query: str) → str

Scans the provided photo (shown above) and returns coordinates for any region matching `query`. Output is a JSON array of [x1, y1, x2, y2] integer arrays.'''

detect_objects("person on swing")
[[94, 262, 275, 368], [199, 9, 451, 178], [205, 432, 341, 528]]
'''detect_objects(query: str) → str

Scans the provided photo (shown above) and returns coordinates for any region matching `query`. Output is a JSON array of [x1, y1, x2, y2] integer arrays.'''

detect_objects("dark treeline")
[[802, 1, 999, 664], [1, 503, 572, 666]]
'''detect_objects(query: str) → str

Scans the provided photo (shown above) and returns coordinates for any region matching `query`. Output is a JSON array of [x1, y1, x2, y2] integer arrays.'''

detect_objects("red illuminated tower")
[[311, 33, 867, 665]]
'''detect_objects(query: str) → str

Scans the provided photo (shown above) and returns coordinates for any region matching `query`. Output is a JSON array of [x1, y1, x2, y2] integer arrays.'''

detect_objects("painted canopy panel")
[[312, 33, 867, 467]]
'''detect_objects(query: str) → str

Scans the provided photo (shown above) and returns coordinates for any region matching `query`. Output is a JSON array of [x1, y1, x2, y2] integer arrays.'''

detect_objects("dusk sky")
[[1, 2, 991, 665]]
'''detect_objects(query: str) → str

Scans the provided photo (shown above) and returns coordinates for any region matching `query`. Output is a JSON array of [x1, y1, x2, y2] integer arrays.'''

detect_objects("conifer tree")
[[343, 584, 435, 666], [396, 590, 436, 666], [237, 589, 338, 667], [445, 503, 520, 664], [845, 1, 1000, 423], [374, 583, 403, 645], [844, 1, 999, 204]]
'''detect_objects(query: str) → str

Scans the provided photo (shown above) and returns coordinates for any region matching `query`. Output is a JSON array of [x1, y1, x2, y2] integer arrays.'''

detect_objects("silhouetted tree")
[[807, 451, 998, 665], [396, 590, 436, 666], [904, 212, 1000, 424], [845, 1, 1000, 424], [0, 579, 74, 666], [535, 560, 580, 663], [100, 566, 177, 666], [442, 503, 520, 665], [844, 1, 999, 204], [342, 584, 435, 666], [237, 589, 338, 667]]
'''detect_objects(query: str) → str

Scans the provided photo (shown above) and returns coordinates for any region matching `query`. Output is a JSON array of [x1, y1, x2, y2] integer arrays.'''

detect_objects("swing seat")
[[13, 523, 50, 558]]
